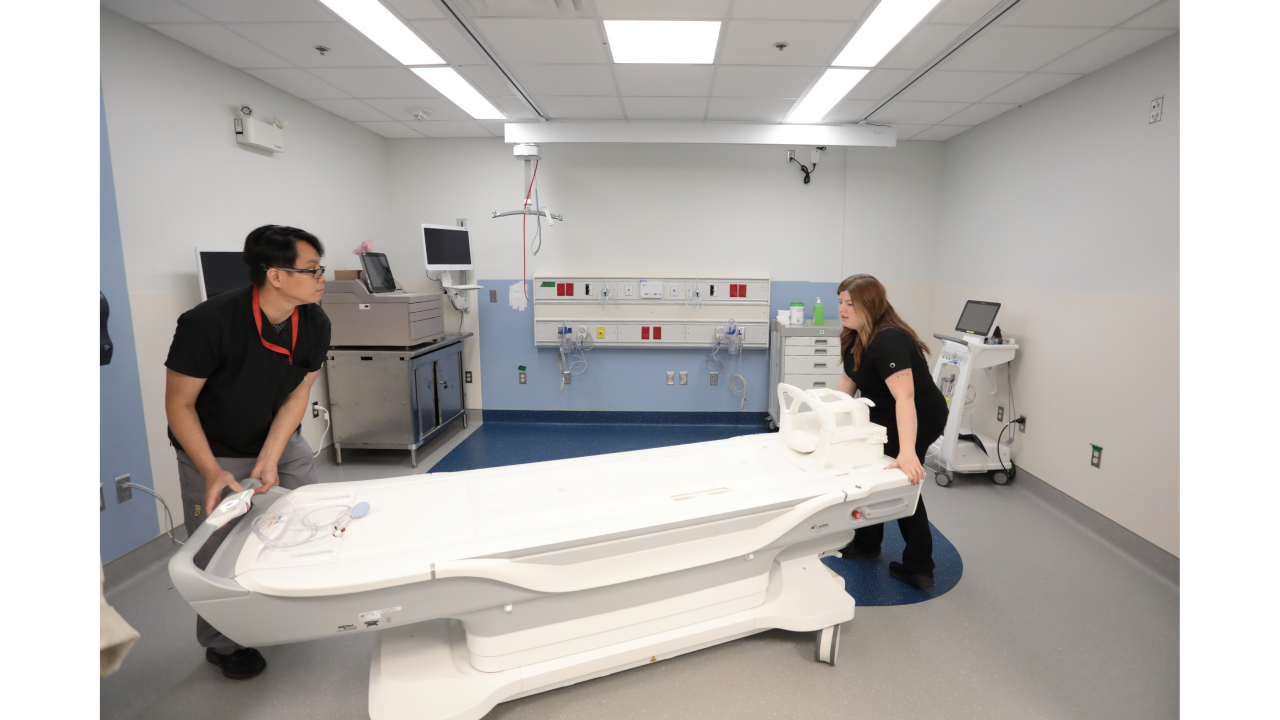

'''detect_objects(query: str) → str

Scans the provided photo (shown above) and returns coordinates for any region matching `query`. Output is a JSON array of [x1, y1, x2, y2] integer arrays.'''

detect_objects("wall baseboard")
[[103, 526, 189, 595], [483, 409, 771, 427], [1015, 465, 1178, 588]]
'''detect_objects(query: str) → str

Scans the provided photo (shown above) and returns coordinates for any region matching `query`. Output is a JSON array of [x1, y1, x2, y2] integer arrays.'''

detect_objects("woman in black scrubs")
[[835, 274, 949, 589]]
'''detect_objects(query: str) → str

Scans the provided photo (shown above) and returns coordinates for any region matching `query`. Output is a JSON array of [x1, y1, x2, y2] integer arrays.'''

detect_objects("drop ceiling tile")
[[622, 97, 708, 121], [706, 97, 796, 121], [998, 0, 1162, 28], [477, 119, 508, 135], [384, 0, 447, 20], [942, 102, 1018, 125], [102, 0, 209, 23], [824, 98, 877, 123], [844, 69, 914, 100], [940, 26, 1106, 72], [980, 72, 1080, 103], [363, 97, 472, 122], [309, 98, 396, 122], [1122, 0, 1179, 29], [357, 121, 426, 138], [712, 65, 819, 97], [928, 0, 1005, 25], [898, 70, 1023, 103], [178, 0, 335, 23], [732, 0, 874, 21], [596, 0, 731, 19], [148, 23, 292, 68], [1038, 28, 1174, 74], [491, 96, 542, 120], [457, 65, 514, 97], [512, 64, 617, 95], [888, 123, 932, 140], [912, 124, 971, 141], [228, 22, 398, 68], [409, 20, 488, 65], [871, 100, 969, 125], [415, 120, 494, 137], [244, 68, 350, 99], [719, 20, 855, 66], [474, 19, 607, 64], [877, 24, 969, 70], [538, 96, 626, 120], [614, 66, 715, 96], [310, 67, 439, 98]]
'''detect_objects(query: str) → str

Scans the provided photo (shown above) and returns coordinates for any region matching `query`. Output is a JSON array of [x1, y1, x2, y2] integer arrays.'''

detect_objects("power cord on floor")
[[312, 404, 330, 458], [121, 483, 184, 546]]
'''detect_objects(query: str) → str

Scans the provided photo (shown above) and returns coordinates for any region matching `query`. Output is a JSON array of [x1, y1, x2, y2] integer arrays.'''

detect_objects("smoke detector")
[[409, 108, 434, 122]]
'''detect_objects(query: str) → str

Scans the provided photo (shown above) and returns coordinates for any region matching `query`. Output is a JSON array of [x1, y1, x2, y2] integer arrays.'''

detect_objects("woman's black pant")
[[847, 429, 939, 576]]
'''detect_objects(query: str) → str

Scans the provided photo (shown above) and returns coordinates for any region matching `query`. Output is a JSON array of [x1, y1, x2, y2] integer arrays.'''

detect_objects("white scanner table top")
[[233, 433, 909, 598]]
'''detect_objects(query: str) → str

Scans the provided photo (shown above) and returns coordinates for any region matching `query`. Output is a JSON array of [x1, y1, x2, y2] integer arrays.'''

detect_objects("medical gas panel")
[[532, 276, 770, 350]]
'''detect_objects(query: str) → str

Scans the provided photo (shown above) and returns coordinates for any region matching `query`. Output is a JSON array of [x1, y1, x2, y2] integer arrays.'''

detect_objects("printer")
[[321, 253, 445, 348]]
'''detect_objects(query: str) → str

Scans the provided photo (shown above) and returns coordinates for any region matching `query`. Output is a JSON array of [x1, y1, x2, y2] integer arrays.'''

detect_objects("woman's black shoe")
[[838, 542, 881, 559], [206, 647, 267, 679], [888, 561, 935, 589]]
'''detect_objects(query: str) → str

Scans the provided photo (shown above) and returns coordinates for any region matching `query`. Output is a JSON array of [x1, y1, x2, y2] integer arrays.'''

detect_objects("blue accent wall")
[[476, 280, 841, 412], [100, 90, 160, 563]]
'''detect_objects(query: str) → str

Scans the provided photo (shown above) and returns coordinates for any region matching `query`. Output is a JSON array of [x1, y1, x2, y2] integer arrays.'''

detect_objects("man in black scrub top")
[[834, 274, 949, 589], [165, 225, 331, 679]]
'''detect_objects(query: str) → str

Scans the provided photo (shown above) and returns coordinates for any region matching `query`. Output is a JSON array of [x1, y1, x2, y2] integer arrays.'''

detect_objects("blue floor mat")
[[430, 421, 962, 606]]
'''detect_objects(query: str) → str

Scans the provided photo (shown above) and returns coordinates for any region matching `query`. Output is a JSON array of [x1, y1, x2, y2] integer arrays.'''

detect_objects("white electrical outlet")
[[669, 283, 679, 297], [1149, 96, 1163, 124], [624, 283, 634, 297]]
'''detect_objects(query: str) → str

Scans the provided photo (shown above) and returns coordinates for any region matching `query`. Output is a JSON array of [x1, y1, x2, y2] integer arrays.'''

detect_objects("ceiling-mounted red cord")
[[522, 158, 540, 301]]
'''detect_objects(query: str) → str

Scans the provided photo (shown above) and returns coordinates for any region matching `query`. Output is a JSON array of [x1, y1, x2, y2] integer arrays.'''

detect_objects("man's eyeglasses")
[[267, 265, 326, 278]]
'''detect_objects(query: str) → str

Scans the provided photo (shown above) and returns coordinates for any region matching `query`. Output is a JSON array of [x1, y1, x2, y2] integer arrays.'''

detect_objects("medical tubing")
[[730, 352, 747, 410], [312, 405, 330, 458], [251, 504, 353, 549], [122, 483, 184, 546]]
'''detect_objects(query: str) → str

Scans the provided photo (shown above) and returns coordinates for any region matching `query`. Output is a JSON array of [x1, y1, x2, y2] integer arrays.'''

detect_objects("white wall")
[[101, 9, 392, 529], [932, 35, 1179, 555]]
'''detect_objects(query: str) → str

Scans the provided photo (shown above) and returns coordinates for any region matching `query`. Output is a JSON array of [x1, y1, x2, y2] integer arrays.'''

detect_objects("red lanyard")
[[252, 285, 298, 364]]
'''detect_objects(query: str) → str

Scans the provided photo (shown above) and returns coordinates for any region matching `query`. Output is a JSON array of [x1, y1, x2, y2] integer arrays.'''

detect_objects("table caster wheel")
[[815, 624, 840, 666], [766, 418, 778, 431], [935, 472, 952, 487]]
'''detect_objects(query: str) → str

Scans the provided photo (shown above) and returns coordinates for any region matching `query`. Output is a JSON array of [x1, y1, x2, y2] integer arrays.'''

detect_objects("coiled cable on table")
[[251, 505, 355, 549]]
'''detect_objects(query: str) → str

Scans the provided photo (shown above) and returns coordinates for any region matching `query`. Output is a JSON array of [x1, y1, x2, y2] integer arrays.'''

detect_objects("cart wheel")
[[815, 624, 840, 666], [934, 472, 952, 488], [766, 418, 778, 432], [993, 471, 1010, 485]]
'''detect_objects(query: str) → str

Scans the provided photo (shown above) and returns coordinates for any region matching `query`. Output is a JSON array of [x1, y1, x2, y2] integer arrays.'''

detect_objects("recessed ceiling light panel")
[[604, 21, 722, 64], [412, 68, 506, 120], [786, 68, 869, 123], [318, 0, 445, 66], [831, 0, 945, 68]]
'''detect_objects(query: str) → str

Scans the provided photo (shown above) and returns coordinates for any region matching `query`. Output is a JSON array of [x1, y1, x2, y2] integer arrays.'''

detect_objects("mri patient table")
[[171, 385, 920, 720]]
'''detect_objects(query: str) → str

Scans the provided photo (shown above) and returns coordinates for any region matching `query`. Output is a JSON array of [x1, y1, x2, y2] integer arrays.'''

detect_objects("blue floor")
[[430, 420, 962, 606]]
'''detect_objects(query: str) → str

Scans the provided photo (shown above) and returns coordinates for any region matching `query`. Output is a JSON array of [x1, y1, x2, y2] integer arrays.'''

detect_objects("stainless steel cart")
[[325, 333, 472, 467]]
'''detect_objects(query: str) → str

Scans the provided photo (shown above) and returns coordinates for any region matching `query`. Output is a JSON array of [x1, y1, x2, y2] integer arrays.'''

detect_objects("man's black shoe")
[[837, 543, 881, 560], [889, 561, 935, 589], [206, 647, 267, 679]]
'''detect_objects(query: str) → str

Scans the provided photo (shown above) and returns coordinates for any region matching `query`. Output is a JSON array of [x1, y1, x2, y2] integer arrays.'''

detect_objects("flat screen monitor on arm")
[[422, 224, 473, 272], [195, 246, 253, 302]]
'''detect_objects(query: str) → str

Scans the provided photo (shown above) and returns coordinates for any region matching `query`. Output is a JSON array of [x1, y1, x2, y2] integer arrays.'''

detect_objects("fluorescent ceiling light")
[[412, 68, 505, 120], [832, 0, 945, 68], [786, 68, 869, 124], [318, 0, 444, 66], [603, 21, 721, 64]]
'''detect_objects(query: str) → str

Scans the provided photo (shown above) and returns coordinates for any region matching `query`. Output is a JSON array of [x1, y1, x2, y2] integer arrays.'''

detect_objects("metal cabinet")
[[326, 333, 471, 467], [767, 320, 844, 429]]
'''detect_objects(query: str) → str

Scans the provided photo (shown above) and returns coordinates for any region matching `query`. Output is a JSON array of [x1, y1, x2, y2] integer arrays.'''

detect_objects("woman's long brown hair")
[[838, 274, 931, 371]]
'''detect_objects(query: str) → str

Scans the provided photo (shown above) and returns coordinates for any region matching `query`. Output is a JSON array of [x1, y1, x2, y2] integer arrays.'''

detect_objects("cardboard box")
[[334, 270, 362, 281]]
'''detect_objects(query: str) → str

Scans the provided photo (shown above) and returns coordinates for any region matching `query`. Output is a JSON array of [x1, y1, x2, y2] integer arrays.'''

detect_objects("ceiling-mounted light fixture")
[[831, 0, 945, 68], [316, 0, 444, 65], [603, 21, 721, 64], [411, 68, 505, 120], [786, 68, 869, 123]]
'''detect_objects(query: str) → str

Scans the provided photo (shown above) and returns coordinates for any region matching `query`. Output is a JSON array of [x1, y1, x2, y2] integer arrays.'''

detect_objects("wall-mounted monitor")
[[422, 224, 473, 271], [195, 246, 252, 302]]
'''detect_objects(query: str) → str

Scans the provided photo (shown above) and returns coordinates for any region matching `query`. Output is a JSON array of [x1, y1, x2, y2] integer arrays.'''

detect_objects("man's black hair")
[[243, 225, 325, 286]]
